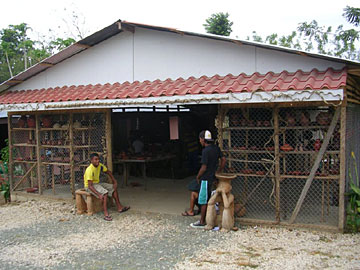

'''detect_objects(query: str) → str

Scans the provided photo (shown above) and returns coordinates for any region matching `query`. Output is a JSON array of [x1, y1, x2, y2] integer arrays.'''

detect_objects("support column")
[[7, 114, 13, 192], [338, 105, 346, 231], [69, 113, 75, 198], [273, 107, 281, 223], [35, 114, 42, 194], [106, 109, 113, 172]]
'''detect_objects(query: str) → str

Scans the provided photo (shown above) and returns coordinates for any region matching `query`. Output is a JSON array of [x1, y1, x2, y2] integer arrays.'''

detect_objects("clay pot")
[[27, 116, 36, 128], [316, 112, 330, 126], [42, 116, 52, 128], [53, 122, 61, 129], [73, 120, 82, 128], [314, 139, 321, 151], [17, 116, 27, 128]]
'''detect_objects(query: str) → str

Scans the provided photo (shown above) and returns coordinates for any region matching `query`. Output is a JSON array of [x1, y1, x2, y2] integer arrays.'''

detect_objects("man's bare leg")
[[200, 204, 207, 224], [112, 189, 125, 211], [103, 193, 109, 217], [189, 192, 198, 215]]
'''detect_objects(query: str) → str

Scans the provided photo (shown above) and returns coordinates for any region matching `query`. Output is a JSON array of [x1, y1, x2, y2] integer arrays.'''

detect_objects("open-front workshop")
[[0, 20, 360, 232]]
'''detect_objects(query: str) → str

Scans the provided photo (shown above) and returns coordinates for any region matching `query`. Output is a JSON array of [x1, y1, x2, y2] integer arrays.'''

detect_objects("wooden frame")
[[8, 110, 110, 197], [218, 103, 343, 230]]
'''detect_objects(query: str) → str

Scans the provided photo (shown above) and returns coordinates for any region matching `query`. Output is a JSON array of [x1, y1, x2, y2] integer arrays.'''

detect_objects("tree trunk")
[[5, 51, 13, 78]]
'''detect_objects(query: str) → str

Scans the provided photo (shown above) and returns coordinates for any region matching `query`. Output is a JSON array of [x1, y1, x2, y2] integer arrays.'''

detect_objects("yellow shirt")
[[84, 163, 108, 188]]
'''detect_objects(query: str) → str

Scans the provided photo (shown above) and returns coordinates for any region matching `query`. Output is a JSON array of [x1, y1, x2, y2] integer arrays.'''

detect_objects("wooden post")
[[338, 105, 346, 231], [69, 113, 75, 198], [273, 107, 281, 223], [7, 114, 13, 192], [289, 107, 340, 224], [35, 115, 42, 194], [106, 109, 113, 172]]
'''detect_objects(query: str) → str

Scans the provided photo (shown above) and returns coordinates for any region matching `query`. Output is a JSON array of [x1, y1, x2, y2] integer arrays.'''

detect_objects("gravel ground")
[[1, 200, 360, 270]]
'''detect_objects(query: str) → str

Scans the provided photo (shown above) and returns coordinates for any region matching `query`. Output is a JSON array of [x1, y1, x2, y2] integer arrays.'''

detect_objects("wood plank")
[[35, 115, 42, 194], [274, 107, 280, 223], [7, 115, 13, 191], [69, 113, 75, 198], [12, 163, 36, 191], [338, 105, 346, 231], [289, 107, 341, 224], [106, 110, 113, 173]]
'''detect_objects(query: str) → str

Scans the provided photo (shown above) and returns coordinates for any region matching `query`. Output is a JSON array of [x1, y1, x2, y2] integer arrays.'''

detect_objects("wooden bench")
[[75, 189, 114, 216]]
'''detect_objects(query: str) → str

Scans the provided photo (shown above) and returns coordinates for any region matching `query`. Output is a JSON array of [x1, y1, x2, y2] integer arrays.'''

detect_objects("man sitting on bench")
[[84, 153, 130, 221]]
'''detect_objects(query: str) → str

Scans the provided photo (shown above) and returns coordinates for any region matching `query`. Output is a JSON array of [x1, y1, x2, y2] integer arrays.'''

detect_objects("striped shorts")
[[198, 180, 211, 205]]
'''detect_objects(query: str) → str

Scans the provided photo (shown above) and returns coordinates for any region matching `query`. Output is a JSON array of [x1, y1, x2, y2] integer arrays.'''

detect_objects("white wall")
[[11, 27, 345, 91], [11, 31, 134, 91]]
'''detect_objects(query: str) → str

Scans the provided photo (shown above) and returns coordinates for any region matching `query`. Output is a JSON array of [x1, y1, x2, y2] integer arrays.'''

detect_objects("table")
[[113, 155, 176, 190]]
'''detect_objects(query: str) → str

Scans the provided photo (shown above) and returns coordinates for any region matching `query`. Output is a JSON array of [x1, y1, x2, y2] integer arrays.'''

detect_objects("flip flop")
[[104, 215, 113, 221], [182, 211, 195, 216], [118, 206, 130, 213]]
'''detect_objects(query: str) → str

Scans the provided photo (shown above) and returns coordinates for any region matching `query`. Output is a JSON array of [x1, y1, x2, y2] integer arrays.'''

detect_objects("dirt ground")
[[1, 197, 360, 270]]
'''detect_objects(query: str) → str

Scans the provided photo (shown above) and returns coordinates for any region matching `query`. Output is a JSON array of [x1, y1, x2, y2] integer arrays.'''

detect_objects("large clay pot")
[[27, 116, 36, 128], [42, 116, 52, 128], [17, 116, 27, 128]]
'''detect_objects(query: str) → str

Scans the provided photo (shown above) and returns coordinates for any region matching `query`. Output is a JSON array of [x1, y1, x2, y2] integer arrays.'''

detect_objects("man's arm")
[[88, 180, 103, 200], [196, 164, 207, 183], [105, 170, 118, 189]]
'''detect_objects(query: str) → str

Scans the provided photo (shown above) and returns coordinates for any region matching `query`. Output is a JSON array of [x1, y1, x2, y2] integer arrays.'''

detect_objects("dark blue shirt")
[[200, 144, 223, 182]]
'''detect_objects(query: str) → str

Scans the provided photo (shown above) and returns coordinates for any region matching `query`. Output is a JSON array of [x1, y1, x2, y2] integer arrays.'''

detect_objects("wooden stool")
[[75, 189, 114, 216]]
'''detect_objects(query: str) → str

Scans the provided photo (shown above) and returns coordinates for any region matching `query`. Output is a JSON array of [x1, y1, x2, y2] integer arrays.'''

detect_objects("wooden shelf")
[[235, 173, 274, 177], [11, 128, 36, 131], [279, 125, 332, 130], [280, 175, 339, 180], [224, 127, 274, 130], [40, 128, 69, 131], [225, 149, 274, 154], [74, 127, 96, 131], [280, 150, 339, 154], [13, 143, 37, 147], [42, 162, 71, 166], [40, 145, 70, 149], [74, 145, 97, 149], [13, 160, 37, 164]]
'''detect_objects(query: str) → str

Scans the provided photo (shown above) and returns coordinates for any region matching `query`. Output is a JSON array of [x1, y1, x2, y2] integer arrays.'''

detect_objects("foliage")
[[0, 139, 9, 202], [344, 6, 360, 27], [203, 12, 233, 36], [0, 23, 76, 84], [0, 178, 10, 202], [1, 138, 9, 163], [246, 6, 360, 61], [346, 151, 360, 233]]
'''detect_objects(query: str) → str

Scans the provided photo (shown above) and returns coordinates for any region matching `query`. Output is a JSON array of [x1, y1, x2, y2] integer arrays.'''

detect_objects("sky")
[[0, 0, 359, 42]]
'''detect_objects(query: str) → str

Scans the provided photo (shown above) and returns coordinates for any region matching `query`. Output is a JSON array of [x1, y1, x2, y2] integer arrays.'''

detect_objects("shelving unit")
[[217, 106, 343, 228], [8, 111, 108, 197]]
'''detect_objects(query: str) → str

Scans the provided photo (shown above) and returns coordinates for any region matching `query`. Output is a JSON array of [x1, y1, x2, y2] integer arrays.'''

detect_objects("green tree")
[[203, 12, 233, 36], [246, 6, 360, 61], [344, 6, 360, 27], [0, 23, 76, 84]]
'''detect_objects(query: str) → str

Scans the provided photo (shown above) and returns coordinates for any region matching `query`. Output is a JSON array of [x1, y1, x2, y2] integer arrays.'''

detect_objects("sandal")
[[104, 215, 113, 221], [182, 210, 195, 216], [118, 206, 130, 213]]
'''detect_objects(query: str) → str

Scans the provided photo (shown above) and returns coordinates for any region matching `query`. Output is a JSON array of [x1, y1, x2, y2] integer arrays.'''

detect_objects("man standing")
[[190, 130, 226, 228], [84, 153, 130, 221]]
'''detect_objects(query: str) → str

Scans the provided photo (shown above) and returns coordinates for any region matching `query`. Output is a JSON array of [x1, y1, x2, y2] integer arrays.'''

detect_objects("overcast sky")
[[0, 0, 359, 41]]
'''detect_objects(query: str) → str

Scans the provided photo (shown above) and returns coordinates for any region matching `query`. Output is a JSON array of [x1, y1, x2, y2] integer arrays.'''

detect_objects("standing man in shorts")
[[190, 130, 226, 228], [84, 153, 130, 221]]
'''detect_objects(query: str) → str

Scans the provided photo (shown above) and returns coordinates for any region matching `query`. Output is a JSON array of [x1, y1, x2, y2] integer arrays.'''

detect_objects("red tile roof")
[[0, 68, 347, 104]]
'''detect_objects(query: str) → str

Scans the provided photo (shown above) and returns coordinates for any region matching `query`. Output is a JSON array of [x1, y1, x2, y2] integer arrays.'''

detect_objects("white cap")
[[204, 130, 213, 140]]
